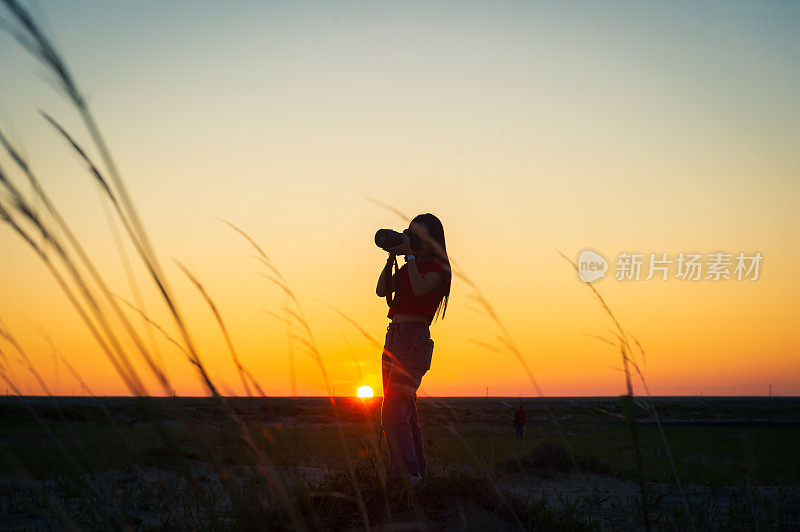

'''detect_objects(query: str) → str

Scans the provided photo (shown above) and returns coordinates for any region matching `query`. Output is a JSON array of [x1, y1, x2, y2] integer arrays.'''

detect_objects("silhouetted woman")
[[376, 213, 451, 483]]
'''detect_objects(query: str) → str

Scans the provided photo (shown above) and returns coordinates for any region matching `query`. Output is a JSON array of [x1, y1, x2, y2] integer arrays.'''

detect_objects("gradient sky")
[[0, 1, 798, 397]]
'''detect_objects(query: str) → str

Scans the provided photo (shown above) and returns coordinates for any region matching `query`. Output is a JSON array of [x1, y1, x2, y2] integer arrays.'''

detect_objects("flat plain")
[[1, 395, 798, 530]]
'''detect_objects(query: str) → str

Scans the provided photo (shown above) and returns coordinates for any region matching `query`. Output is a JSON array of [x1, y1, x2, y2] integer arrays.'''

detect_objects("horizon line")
[[3, 394, 797, 400]]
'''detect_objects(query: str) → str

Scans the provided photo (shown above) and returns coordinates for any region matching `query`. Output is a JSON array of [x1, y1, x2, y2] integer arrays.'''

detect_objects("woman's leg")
[[382, 392, 421, 475], [381, 349, 391, 397], [381, 325, 428, 476], [410, 396, 426, 476]]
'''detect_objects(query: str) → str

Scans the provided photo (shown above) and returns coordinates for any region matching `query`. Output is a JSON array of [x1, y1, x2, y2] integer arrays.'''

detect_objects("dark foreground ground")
[[1, 396, 799, 530]]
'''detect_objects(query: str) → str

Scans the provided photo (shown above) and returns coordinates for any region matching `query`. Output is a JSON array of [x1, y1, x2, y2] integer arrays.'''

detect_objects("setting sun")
[[357, 385, 374, 398]]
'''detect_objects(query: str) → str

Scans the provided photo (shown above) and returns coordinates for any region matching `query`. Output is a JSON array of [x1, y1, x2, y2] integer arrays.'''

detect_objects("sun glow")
[[357, 385, 374, 398]]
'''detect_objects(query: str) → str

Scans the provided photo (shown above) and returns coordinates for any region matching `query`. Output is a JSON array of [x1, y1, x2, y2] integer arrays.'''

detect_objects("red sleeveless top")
[[387, 259, 450, 323]]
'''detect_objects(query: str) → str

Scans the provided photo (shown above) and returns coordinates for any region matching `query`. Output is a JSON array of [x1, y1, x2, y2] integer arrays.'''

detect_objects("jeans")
[[381, 321, 433, 477], [516, 424, 524, 439]]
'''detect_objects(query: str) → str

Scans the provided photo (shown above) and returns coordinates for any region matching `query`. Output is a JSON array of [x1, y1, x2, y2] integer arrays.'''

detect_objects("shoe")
[[408, 473, 423, 488]]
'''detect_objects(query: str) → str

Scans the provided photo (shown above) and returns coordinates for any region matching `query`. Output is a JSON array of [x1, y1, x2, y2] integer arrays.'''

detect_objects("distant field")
[[1, 396, 798, 529]]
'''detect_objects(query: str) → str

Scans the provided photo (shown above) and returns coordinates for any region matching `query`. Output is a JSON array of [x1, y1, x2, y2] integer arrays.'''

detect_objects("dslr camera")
[[374, 228, 420, 253]]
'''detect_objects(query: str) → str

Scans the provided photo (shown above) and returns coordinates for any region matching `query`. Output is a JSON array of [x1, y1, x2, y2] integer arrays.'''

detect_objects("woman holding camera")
[[375, 213, 451, 484]]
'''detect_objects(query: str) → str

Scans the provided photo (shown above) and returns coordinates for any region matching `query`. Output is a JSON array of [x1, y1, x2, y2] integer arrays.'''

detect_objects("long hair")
[[412, 213, 451, 321]]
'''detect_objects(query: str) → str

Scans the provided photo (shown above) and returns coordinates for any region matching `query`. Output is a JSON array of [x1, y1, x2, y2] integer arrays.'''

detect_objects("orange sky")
[[0, 1, 798, 397]]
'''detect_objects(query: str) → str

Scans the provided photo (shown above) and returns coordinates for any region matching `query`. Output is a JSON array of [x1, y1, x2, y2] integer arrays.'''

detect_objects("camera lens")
[[375, 229, 403, 249]]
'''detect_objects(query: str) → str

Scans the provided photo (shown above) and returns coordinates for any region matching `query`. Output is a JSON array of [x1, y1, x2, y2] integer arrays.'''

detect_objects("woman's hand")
[[384, 234, 413, 255]]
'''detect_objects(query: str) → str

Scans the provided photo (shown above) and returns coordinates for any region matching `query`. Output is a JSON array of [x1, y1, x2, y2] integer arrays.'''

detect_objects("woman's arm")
[[406, 261, 443, 297], [376, 259, 395, 297]]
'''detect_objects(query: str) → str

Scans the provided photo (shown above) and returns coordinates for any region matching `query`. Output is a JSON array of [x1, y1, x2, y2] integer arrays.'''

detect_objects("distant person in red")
[[376, 213, 451, 486], [514, 404, 527, 439]]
